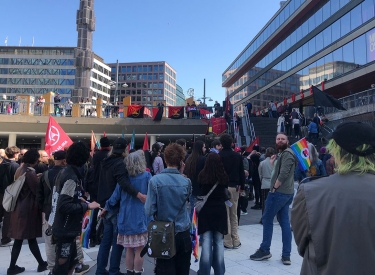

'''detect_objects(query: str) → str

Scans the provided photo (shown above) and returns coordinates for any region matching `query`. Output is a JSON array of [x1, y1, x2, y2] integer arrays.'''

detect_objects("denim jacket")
[[105, 171, 152, 235], [144, 168, 192, 233]]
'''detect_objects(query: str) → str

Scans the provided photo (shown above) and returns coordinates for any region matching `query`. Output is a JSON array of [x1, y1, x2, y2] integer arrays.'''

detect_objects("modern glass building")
[[222, 0, 375, 115], [176, 84, 186, 106], [0, 46, 111, 102], [108, 61, 177, 107]]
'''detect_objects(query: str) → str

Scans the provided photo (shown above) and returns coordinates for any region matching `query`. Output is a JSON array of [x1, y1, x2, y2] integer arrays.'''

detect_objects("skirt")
[[117, 232, 148, 248]]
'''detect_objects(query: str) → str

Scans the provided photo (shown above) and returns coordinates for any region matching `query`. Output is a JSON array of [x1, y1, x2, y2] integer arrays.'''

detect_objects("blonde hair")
[[308, 143, 319, 164], [124, 152, 146, 176], [326, 139, 375, 175]]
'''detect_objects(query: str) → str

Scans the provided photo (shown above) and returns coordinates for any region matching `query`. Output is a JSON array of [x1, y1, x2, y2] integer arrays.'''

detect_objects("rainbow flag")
[[80, 210, 94, 248], [290, 138, 311, 171], [190, 207, 199, 262]]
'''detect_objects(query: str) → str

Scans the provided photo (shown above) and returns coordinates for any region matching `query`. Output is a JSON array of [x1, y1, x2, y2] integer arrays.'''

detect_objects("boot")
[[134, 268, 144, 275], [126, 269, 134, 275]]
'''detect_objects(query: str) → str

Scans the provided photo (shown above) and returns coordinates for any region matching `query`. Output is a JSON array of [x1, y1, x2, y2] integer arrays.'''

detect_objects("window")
[[350, 5, 362, 30], [354, 34, 366, 65], [340, 13, 351, 37]]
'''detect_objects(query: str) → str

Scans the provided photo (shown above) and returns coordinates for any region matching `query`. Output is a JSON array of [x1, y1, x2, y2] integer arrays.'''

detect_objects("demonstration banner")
[[211, 117, 227, 135], [45, 116, 73, 156], [127, 105, 145, 118], [168, 106, 184, 119]]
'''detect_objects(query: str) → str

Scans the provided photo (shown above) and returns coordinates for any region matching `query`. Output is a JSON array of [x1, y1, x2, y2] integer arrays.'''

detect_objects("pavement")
[[0, 192, 302, 275]]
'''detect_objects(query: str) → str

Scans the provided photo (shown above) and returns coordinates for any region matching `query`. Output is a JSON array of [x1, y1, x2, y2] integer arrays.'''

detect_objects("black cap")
[[53, 150, 66, 160], [329, 121, 375, 156], [112, 138, 128, 154], [100, 137, 110, 147]]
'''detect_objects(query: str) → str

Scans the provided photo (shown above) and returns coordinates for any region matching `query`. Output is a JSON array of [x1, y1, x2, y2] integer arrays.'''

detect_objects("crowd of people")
[[0, 120, 374, 275]]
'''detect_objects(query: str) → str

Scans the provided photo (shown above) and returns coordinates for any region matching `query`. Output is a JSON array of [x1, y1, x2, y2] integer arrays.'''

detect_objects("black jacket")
[[97, 155, 139, 207], [219, 149, 245, 189], [52, 165, 88, 238], [186, 155, 206, 196], [37, 165, 65, 221], [90, 149, 110, 199], [0, 159, 19, 194]]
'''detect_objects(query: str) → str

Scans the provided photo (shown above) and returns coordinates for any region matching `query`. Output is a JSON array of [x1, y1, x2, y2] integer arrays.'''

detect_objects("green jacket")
[[270, 148, 296, 195]]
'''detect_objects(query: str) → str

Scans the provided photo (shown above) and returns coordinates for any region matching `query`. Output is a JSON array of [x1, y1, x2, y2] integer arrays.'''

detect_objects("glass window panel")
[[354, 34, 366, 65], [301, 21, 309, 37], [315, 7, 323, 27], [340, 0, 350, 9], [302, 43, 309, 60], [342, 41, 355, 73], [280, 10, 285, 25], [323, 26, 332, 47], [286, 55, 292, 71], [362, 0, 375, 22], [324, 53, 333, 80], [351, 5, 362, 31], [332, 47, 344, 77], [296, 46, 303, 64], [308, 15, 316, 31], [331, 20, 341, 42], [341, 13, 351, 37], [308, 37, 316, 56], [315, 32, 324, 52], [284, 3, 290, 19], [331, 0, 340, 15], [291, 51, 297, 68], [291, 30, 297, 45], [308, 61, 317, 85], [322, 1, 331, 21]]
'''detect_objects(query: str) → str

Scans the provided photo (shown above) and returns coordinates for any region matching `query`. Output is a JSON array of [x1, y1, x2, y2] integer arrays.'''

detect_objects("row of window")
[[90, 81, 109, 93], [113, 64, 165, 74], [165, 74, 176, 86], [91, 72, 110, 84], [0, 88, 73, 95], [233, 28, 375, 110], [0, 58, 75, 66], [0, 78, 75, 86], [113, 73, 165, 81], [165, 82, 176, 96], [0, 68, 76, 76], [230, 0, 375, 96], [117, 89, 163, 95], [165, 66, 176, 79], [0, 48, 74, 55], [223, 0, 308, 78], [93, 63, 111, 77]]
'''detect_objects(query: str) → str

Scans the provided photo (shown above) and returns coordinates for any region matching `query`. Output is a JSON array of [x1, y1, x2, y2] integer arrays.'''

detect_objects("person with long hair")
[[295, 143, 327, 182], [104, 152, 151, 275], [197, 153, 228, 275], [151, 143, 164, 175], [7, 149, 47, 275], [145, 143, 192, 275], [184, 140, 206, 218], [258, 147, 275, 223]]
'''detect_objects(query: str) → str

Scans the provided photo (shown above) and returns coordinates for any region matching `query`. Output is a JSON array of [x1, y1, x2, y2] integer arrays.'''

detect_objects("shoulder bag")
[[194, 182, 218, 213], [145, 194, 189, 259]]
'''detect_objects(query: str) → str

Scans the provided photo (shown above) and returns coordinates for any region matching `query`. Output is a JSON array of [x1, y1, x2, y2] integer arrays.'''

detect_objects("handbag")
[[145, 194, 189, 259], [194, 183, 218, 213]]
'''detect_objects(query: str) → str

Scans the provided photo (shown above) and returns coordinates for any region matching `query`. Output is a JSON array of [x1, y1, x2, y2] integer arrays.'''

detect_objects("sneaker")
[[250, 249, 272, 261], [233, 243, 241, 249], [224, 245, 233, 250], [37, 261, 48, 272], [282, 256, 291, 265], [7, 265, 25, 275], [250, 204, 262, 210], [240, 211, 248, 216], [1, 240, 14, 247], [89, 239, 96, 248], [75, 264, 91, 275]]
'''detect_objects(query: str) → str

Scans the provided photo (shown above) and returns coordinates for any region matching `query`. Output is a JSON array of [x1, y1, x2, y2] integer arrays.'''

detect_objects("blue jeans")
[[199, 231, 225, 275], [96, 212, 124, 275], [189, 195, 196, 221], [260, 192, 293, 257]]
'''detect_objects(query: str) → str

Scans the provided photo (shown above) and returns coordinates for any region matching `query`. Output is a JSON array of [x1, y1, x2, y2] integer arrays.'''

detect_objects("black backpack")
[[0, 161, 12, 194]]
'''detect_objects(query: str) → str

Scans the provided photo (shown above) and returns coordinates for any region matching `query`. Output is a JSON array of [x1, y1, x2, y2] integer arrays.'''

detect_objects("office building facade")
[[222, 0, 375, 115], [176, 84, 186, 106], [108, 61, 177, 107], [0, 46, 110, 103]]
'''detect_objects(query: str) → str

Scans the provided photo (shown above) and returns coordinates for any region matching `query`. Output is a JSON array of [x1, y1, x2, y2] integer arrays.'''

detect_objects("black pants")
[[309, 133, 318, 145], [253, 179, 261, 206], [0, 193, 11, 244], [10, 239, 44, 269], [90, 208, 99, 242], [261, 189, 270, 215], [285, 124, 292, 136], [294, 124, 300, 137], [53, 237, 78, 275], [237, 195, 248, 225], [155, 229, 191, 275]]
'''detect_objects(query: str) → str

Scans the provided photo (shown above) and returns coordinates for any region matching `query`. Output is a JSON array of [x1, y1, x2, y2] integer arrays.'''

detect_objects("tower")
[[72, 0, 95, 103]]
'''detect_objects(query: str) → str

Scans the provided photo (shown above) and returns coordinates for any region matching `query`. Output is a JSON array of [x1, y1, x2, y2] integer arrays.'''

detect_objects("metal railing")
[[324, 88, 375, 115], [244, 107, 256, 143]]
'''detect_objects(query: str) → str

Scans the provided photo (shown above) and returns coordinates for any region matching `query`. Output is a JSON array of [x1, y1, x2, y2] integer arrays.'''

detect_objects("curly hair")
[[66, 142, 90, 167], [184, 140, 205, 179], [198, 153, 228, 185], [22, 149, 40, 165], [164, 143, 186, 167], [219, 134, 233, 149], [125, 152, 146, 176]]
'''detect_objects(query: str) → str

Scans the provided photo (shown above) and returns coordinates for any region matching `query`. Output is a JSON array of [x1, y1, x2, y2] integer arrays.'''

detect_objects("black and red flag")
[[127, 105, 144, 118], [153, 107, 163, 121], [168, 106, 184, 119]]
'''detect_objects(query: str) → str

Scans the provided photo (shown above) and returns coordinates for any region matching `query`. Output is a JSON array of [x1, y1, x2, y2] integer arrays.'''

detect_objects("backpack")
[[2, 167, 34, 212], [0, 161, 11, 194]]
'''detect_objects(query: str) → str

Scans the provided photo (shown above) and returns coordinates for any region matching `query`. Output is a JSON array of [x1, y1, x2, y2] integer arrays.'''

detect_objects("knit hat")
[[100, 137, 110, 147], [320, 147, 326, 154]]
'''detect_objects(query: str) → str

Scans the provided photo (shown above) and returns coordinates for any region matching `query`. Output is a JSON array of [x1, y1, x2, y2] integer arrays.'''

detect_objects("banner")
[[144, 107, 151, 117], [127, 105, 144, 118], [45, 116, 73, 156], [290, 138, 311, 171], [211, 117, 227, 135], [130, 129, 135, 150], [143, 132, 149, 151], [80, 210, 94, 249], [312, 86, 346, 110], [152, 107, 163, 121], [168, 106, 184, 119]]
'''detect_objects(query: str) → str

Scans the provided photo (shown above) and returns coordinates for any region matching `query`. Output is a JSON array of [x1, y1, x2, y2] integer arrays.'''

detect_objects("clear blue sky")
[[1, 0, 280, 105]]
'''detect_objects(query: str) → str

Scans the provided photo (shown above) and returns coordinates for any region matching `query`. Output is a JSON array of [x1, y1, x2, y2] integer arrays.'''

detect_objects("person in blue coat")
[[103, 151, 152, 275]]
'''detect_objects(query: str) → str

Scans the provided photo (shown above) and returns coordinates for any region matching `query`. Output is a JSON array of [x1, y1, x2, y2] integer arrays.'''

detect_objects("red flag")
[[291, 94, 296, 102], [245, 137, 260, 153], [310, 86, 313, 95], [211, 117, 227, 135], [199, 109, 212, 115], [300, 91, 304, 99], [283, 98, 287, 105], [143, 107, 151, 117], [45, 116, 73, 156], [143, 132, 149, 151], [168, 106, 184, 119]]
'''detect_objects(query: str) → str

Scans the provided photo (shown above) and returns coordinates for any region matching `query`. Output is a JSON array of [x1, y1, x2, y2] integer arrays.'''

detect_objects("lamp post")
[[109, 59, 128, 104]]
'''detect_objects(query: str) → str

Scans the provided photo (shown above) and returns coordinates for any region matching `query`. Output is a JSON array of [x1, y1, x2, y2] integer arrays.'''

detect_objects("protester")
[[7, 149, 47, 275], [237, 146, 250, 219], [210, 140, 222, 154], [293, 116, 300, 139], [96, 138, 146, 275], [184, 140, 206, 219], [250, 133, 297, 265], [258, 147, 275, 223], [197, 153, 228, 275], [145, 143, 192, 275], [35, 150, 49, 174], [284, 111, 292, 136], [308, 120, 319, 145], [54, 93, 61, 116], [17, 149, 27, 165], [0, 146, 20, 247], [37, 150, 67, 275], [291, 121, 375, 274], [277, 113, 285, 133], [248, 146, 261, 210], [151, 143, 164, 175], [104, 152, 151, 275], [295, 143, 327, 182], [219, 134, 245, 249], [51, 143, 100, 275], [325, 155, 336, 176], [65, 98, 73, 116]]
